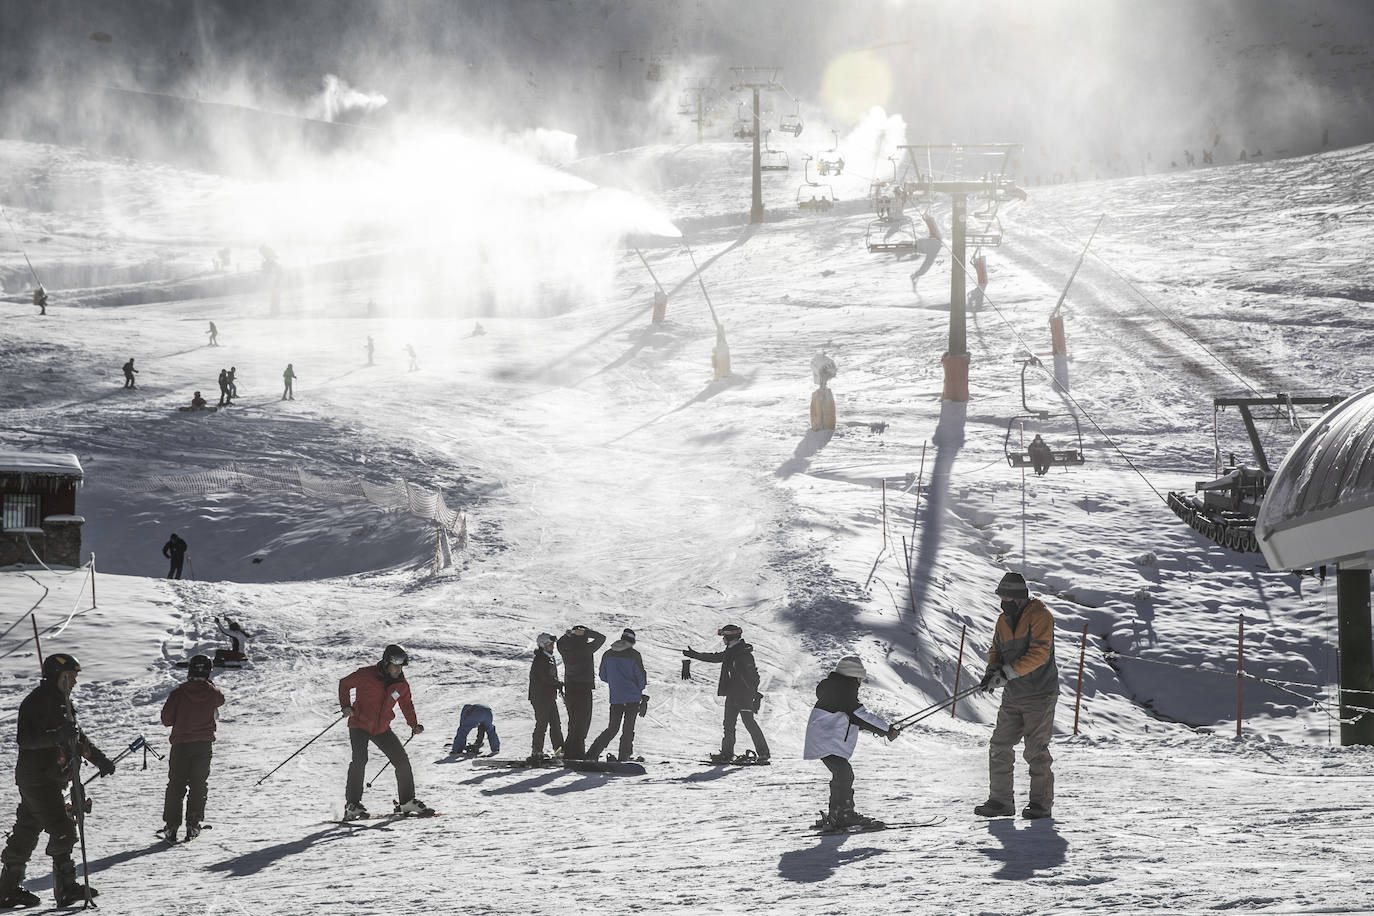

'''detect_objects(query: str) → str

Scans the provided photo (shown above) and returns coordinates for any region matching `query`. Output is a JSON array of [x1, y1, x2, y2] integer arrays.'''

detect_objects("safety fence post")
[[1236, 615, 1245, 739], [881, 480, 887, 551], [31, 614, 43, 668], [1073, 623, 1088, 735], [951, 624, 967, 719], [89, 552, 96, 609]]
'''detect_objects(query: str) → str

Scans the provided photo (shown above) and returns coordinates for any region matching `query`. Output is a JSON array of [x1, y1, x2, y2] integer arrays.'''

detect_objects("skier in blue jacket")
[[586, 629, 647, 762]]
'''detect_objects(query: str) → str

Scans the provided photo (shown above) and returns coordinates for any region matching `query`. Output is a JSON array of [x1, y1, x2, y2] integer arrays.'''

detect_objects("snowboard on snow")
[[335, 810, 442, 825], [561, 758, 646, 776], [805, 814, 946, 836], [703, 752, 770, 767], [471, 758, 563, 770]]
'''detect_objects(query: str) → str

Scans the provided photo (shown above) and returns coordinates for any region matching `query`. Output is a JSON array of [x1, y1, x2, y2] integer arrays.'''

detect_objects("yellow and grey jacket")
[[988, 599, 1059, 701]]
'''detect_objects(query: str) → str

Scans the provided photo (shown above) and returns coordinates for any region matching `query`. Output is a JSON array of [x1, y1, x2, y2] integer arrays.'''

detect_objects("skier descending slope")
[[338, 645, 432, 819], [803, 656, 897, 832]]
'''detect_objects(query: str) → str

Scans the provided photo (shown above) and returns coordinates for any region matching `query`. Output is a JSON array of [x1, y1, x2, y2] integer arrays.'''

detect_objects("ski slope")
[[3, 125, 1374, 913]]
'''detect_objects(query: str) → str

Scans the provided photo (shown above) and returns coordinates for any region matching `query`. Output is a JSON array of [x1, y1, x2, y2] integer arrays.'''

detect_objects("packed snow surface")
[[3, 131, 1374, 914]]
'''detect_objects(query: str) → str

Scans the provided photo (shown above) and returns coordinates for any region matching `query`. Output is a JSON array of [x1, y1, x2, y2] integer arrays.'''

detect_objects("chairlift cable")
[[1, 203, 43, 289], [1029, 200, 1261, 396], [939, 239, 1169, 505]]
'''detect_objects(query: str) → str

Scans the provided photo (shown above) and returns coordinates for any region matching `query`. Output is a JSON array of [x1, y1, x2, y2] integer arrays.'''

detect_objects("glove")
[[411, 724, 425, 736], [886, 726, 900, 741], [95, 755, 116, 778], [983, 670, 1009, 692], [682, 647, 694, 658], [54, 723, 80, 746], [340, 705, 354, 718]]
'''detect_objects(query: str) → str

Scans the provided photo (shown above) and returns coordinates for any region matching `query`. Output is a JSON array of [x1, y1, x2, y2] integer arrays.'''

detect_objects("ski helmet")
[[382, 644, 409, 667], [717, 624, 743, 640], [188, 655, 213, 678], [42, 653, 81, 680]]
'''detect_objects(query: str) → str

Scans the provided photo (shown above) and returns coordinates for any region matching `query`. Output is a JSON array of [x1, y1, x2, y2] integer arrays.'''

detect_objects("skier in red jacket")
[[160, 654, 225, 843], [337, 644, 430, 819]]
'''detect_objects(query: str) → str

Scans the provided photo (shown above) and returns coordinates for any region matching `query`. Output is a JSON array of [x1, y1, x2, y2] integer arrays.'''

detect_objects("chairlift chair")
[[797, 184, 836, 211], [779, 99, 804, 138], [1003, 357, 1086, 472], [865, 216, 920, 253], [761, 130, 789, 171]]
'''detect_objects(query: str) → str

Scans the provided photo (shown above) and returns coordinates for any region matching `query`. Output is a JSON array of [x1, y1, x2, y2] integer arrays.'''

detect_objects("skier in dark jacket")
[[556, 625, 606, 759], [0, 654, 116, 908], [162, 533, 188, 579], [160, 654, 224, 843], [217, 369, 231, 406], [586, 628, 647, 762], [527, 633, 564, 763], [803, 656, 896, 831], [121, 358, 138, 388], [338, 644, 429, 820], [281, 363, 296, 400], [684, 623, 770, 763]]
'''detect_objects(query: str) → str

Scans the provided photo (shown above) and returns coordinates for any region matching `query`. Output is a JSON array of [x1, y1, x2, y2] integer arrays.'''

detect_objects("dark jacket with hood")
[[556, 628, 606, 688], [685, 639, 760, 706], [15, 679, 112, 786], [528, 649, 562, 702]]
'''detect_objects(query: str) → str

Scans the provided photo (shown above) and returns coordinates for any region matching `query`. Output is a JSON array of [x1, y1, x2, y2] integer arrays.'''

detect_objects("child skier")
[[802, 656, 897, 832]]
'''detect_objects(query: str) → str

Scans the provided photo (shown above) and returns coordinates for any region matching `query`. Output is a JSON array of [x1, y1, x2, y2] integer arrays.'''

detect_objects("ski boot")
[[52, 859, 97, 907], [0, 864, 41, 909], [185, 822, 203, 840], [343, 801, 369, 821], [160, 822, 180, 845], [708, 751, 734, 764], [394, 798, 434, 817], [810, 808, 838, 831], [1021, 803, 1052, 820]]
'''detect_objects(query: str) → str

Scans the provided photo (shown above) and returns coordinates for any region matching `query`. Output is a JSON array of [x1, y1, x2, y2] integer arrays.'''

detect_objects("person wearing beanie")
[[683, 623, 770, 764], [159, 655, 225, 843], [803, 656, 898, 831], [556, 625, 606, 760], [527, 633, 565, 763], [975, 571, 1059, 820], [337, 645, 430, 819], [586, 629, 648, 762]]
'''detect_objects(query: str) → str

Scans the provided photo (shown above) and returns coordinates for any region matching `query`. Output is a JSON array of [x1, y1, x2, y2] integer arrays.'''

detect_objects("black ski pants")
[[562, 685, 594, 759], [346, 728, 413, 806], [1, 778, 77, 868], [721, 700, 769, 759], [167, 555, 184, 579], [530, 695, 564, 756], [162, 740, 213, 829], [586, 702, 638, 762], [821, 755, 855, 811]]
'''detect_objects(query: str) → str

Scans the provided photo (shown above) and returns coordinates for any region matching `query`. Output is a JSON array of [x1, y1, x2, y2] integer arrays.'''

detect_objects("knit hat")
[[536, 633, 556, 650], [995, 572, 1030, 599], [717, 624, 743, 639], [834, 656, 867, 679], [621, 628, 636, 643]]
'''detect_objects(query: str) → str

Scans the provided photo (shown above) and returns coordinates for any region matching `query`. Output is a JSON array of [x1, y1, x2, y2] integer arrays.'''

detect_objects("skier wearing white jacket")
[[803, 656, 897, 831]]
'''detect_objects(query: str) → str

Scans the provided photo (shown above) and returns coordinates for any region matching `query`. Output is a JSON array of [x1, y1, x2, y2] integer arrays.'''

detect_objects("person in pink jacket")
[[160, 655, 225, 843], [337, 644, 430, 819]]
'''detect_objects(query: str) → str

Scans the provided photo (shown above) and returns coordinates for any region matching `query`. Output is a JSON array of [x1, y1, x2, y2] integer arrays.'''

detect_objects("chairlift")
[[1003, 357, 1085, 473], [733, 102, 755, 140], [779, 100, 804, 138], [966, 206, 1004, 248], [797, 183, 836, 211], [816, 129, 844, 176], [761, 130, 789, 171], [865, 217, 918, 253]]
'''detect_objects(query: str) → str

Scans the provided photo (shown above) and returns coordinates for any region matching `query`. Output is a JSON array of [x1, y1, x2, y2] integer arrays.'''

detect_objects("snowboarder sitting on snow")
[[1027, 434, 1053, 476], [975, 572, 1058, 821], [449, 704, 500, 756], [190, 392, 208, 409], [162, 533, 188, 579], [684, 624, 770, 764], [338, 644, 431, 819], [160, 654, 224, 844], [557, 625, 606, 759], [213, 617, 251, 667], [527, 633, 564, 764], [122, 358, 138, 388], [803, 656, 896, 831], [0, 654, 116, 908], [586, 628, 647, 762]]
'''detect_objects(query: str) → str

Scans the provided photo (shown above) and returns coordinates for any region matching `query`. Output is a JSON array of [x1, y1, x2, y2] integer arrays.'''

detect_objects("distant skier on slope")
[[33, 287, 47, 316], [405, 344, 419, 372], [0, 654, 116, 908], [162, 533, 188, 579], [227, 367, 238, 399], [159, 654, 224, 844], [206, 321, 218, 346], [338, 644, 431, 819], [974, 572, 1058, 820], [803, 656, 897, 831], [281, 363, 296, 400], [217, 368, 231, 406], [449, 703, 500, 756], [684, 624, 770, 764], [527, 633, 564, 764], [557, 625, 606, 760], [586, 628, 647, 762], [122, 358, 138, 388]]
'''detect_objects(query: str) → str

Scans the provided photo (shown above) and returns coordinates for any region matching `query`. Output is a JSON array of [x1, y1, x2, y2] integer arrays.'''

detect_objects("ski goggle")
[[386, 652, 408, 666]]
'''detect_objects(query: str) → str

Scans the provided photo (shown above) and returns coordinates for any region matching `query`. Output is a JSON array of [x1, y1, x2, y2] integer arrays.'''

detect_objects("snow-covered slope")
[[2, 131, 1374, 913]]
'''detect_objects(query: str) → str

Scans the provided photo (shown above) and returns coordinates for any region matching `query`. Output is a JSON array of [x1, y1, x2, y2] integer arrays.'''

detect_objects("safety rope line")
[[937, 236, 1169, 504], [0, 575, 48, 646], [22, 533, 90, 577], [1025, 199, 1261, 396]]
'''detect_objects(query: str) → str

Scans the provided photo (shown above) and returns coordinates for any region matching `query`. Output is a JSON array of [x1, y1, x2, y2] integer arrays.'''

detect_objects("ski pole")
[[366, 734, 414, 788], [255, 713, 345, 786], [891, 683, 986, 732], [83, 735, 146, 786]]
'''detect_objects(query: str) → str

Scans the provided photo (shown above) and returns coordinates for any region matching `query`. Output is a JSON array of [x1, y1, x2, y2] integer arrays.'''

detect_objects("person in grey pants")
[[975, 572, 1059, 820]]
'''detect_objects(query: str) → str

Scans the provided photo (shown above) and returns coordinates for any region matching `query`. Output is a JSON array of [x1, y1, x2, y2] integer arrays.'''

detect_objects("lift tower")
[[898, 143, 1023, 400], [730, 67, 782, 225]]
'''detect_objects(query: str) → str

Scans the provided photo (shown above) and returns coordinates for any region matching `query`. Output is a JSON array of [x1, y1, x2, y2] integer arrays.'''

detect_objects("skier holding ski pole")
[[803, 657, 896, 832], [0, 654, 116, 908], [365, 734, 414, 787], [337, 644, 431, 819], [81, 735, 147, 786], [255, 712, 345, 787]]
